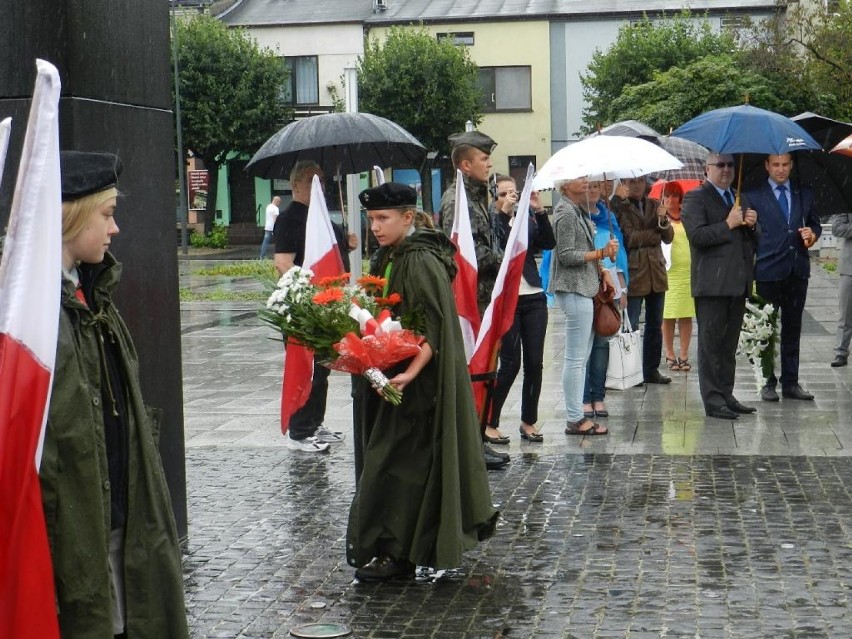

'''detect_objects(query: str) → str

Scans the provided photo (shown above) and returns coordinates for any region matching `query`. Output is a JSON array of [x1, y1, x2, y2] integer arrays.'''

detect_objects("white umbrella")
[[532, 136, 683, 190]]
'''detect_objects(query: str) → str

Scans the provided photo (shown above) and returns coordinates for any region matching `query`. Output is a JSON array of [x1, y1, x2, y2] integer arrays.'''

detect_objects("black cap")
[[60, 151, 123, 201], [448, 130, 497, 155], [359, 182, 417, 210]]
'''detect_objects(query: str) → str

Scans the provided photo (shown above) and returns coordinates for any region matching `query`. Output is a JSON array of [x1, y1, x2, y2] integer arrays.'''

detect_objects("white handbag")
[[605, 311, 643, 390]]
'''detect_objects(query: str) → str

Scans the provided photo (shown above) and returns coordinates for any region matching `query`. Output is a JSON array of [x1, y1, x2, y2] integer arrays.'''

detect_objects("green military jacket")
[[40, 253, 188, 638], [440, 174, 501, 312]]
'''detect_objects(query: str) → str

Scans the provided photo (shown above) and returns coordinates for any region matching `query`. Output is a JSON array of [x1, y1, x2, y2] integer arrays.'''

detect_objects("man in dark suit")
[[681, 153, 759, 420], [745, 153, 820, 401]]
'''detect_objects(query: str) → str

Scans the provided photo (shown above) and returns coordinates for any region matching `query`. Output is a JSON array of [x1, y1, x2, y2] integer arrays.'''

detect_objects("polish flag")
[[449, 169, 480, 362], [280, 174, 345, 433], [469, 164, 534, 416], [0, 60, 62, 638]]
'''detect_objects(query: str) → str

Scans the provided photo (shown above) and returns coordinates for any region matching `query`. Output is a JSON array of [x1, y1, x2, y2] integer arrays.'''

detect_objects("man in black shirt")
[[273, 160, 356, 452]]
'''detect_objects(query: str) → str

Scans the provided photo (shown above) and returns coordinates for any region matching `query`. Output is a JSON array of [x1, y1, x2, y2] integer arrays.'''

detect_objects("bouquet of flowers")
[[260, 267, 421, 404], [737, 295, 779, 379]]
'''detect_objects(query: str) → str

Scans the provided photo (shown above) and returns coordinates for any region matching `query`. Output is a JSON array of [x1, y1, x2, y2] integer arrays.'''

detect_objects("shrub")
[[190, 224, 229, 249]]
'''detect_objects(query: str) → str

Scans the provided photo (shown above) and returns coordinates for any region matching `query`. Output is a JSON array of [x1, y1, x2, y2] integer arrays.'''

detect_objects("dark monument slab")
[[0, 0, 187, 537]]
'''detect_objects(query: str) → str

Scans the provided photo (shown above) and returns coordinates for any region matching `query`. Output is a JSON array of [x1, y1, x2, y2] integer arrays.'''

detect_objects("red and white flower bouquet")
[[260, 267, 422, 404]]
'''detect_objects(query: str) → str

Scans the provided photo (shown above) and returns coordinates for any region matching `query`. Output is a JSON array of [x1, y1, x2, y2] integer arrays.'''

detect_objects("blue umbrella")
[[671, 105, 821, 155]]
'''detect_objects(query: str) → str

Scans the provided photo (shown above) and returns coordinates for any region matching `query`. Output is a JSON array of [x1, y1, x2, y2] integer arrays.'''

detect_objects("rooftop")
[[219, 0, 780, 26]]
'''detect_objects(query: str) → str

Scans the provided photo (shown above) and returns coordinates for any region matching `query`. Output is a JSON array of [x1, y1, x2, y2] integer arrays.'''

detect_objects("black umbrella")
[[791, 112, 852, 151], [741, 150, 852, 221], [245, 112, 426, 179]]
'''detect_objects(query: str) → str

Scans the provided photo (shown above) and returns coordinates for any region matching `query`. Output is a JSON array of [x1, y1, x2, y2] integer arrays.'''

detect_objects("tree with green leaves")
[[174, 15, 290, 223], [739, 0, 852, 122], [607, 54, 809, 133], [580, 11, 737, 133], [357, 26, 482, 210]]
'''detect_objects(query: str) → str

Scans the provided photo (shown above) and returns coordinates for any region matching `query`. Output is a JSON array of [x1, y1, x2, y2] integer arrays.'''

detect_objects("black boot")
[[355, 555, 415, 582]]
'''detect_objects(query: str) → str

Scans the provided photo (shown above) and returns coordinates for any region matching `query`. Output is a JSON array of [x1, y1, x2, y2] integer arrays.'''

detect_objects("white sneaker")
[[315, 425, 345, 444], [286, 436, 330, 453]]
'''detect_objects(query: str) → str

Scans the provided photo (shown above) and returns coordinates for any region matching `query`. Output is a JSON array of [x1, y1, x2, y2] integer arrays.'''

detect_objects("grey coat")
[[549, 196, 599, 298], [831, 213, 852, 276]]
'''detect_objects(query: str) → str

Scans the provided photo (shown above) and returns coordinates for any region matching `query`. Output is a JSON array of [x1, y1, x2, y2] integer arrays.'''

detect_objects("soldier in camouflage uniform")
[[439, 130, 509, 470], [440, 131, 501, 315]]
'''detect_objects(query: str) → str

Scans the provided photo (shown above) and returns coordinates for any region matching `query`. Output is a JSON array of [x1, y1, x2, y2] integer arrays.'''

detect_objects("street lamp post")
[[171, 1, 189, 255]]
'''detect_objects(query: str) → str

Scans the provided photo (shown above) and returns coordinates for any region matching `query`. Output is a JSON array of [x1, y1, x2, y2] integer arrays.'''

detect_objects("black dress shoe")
[[726, 399, 757, 414], [355, 555, 415, 582], [519, 425, 544, 442], [831, 355, 848, 368], [644, 370, 671, 384], [482, 442, 510, 469], [782, 384, 814, 400], [706, 406, 739, 420], [760, 386, 779, 402], [484, 433, 510, 445]]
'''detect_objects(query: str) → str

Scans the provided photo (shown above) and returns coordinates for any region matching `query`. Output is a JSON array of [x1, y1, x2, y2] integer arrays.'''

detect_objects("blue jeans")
[[627, 292, 664, 379], [555, 292, 594, 423], [259, 230, 274, 259], [583, 334, 610, 403]]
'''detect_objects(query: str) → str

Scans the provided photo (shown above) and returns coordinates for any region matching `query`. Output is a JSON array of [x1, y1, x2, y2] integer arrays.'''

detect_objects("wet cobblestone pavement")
[[180, 255, 852, 638]]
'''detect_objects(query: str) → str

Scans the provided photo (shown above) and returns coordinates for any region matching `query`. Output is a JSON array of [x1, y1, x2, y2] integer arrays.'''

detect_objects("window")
[[721, 15, 748, 31], [477, 66, 532, 112], [436, 31, 475, 46], [280, 56, 319, 105], [508, 155, 536, 191]]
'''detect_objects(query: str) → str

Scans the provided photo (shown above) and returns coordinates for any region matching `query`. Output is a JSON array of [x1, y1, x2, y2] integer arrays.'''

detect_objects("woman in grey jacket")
[[550, 176, 618, 435]]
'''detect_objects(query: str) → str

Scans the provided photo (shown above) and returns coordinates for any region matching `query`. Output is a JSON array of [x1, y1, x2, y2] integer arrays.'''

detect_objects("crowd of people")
[[258, 135, 829, 583], [41, 130, 835, 632]]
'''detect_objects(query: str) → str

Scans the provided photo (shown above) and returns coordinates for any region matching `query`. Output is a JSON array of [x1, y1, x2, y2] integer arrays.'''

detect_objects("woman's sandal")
[[519, 425, 544, 442], [677, 358, 691, 372], [565, 419, 608, 436], [666, 357, 682, 371]]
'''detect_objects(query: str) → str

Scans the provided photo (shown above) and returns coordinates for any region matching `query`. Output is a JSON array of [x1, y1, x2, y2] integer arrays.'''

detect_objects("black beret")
[[60, 151, 123, 201], [359, 182, 417, 210], [448, 130, 497, 155]]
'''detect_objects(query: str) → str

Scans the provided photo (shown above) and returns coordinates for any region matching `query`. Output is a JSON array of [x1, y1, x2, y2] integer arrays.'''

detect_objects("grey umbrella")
[[244, 112, 427, 179], [591, 119, 708, 180], [653, 136, 709, 181], [592, 119, 662, 140]]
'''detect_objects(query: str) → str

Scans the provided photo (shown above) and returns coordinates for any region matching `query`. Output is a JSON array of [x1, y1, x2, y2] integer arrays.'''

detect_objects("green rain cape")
[[347, 229, 498, 570]]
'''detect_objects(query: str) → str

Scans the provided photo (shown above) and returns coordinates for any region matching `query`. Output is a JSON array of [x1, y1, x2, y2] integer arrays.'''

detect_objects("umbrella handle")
[[734, 155, 744, 209], [336, 163, 348, 235]]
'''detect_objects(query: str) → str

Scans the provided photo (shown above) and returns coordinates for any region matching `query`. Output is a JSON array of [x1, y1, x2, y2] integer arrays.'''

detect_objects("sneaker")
[[286, 436, 330, 453], [315, 425, 345, 444]]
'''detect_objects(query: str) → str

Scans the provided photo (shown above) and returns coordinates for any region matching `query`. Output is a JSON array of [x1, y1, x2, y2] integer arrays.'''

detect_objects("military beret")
[[359, 182, 417, 210], [60, 151, 123, 201], [448, 130, 497, 155]]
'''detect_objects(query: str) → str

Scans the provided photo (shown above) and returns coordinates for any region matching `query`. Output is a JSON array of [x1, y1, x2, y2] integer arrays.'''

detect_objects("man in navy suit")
[[682, 153, 759, 420], [745, 153, 820, 402]]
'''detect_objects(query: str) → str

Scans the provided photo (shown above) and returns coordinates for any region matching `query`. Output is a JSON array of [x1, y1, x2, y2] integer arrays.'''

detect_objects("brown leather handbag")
[[592, 275, 620, 337]]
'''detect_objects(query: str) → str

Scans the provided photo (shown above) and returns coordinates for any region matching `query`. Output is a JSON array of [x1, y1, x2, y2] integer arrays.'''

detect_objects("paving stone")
[[179, 257, 852, 637]]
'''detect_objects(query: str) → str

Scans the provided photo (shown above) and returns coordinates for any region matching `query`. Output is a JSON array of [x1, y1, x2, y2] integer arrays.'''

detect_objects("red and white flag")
[[280, 174, 345, 433], [0, 59, 62, 639], [449, 169, 480, 362], [469, 164, 534, 416]]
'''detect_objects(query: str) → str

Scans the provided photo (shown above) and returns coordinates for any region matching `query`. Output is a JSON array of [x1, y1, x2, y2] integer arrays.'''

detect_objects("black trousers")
[[694, 296, 745, 412], [288, 357, 330, 440], [756, 276, 809, 389], [489, 293, 548, 429]]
